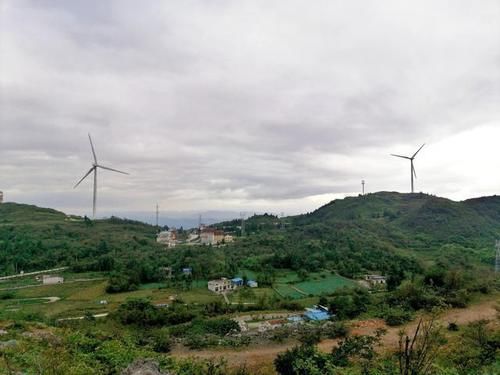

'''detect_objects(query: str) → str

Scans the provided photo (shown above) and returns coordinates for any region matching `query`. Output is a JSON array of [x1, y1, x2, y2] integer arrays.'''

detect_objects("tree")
[[397, 317, 444, 375], [275, 345, 334, 375], [331, 329, 385, 368]]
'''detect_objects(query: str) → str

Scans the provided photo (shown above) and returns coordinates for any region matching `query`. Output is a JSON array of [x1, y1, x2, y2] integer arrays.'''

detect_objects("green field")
[[274, 271, 357, 299], [0, 273, 227, 320], [0, 269, 359, 320]]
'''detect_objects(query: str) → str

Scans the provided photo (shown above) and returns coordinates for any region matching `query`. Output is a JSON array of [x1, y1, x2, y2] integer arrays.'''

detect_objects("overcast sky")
[[1, 0, 499, 222]]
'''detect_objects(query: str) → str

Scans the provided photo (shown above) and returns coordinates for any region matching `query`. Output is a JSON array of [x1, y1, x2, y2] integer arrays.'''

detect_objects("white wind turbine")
[[391, 144, 425, 193], [74, 134, 129, 218]]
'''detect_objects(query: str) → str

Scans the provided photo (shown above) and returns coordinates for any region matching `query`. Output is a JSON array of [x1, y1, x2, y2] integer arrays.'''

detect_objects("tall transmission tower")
[[240, 212, 246, 237], [496, 240, 500, 273]]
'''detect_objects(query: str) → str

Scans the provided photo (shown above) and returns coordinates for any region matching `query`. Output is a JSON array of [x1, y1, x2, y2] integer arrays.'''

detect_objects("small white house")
[[365, 274, 387, 286], [247, 280, 258, 288], [208, 278, 237, 294], [42, 275, 64, 285]]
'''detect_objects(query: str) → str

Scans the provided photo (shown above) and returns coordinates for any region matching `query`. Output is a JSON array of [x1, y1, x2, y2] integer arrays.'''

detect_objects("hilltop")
[[295, 191, 500, 246]]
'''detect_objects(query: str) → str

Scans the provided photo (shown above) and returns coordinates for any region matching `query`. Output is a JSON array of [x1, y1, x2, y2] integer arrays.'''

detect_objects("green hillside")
[[1, 192, 498, 280], [0, 202, 163, 276]]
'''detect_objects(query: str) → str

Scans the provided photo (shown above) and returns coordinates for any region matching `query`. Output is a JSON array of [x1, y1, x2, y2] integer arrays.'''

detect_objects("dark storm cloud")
[[1, 0, 500, 218]]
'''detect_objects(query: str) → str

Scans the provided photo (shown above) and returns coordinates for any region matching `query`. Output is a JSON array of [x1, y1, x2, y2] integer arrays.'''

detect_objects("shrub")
[[298, 327, 321, 346], [324, 321, 349, 339], [152, 328, 172, 353], [382, 307, 413, 326], [0, 291, 15, 300]]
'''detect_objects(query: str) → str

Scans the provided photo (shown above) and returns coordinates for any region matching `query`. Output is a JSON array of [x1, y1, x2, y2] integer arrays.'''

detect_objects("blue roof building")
[[304, 307, 331, 321]]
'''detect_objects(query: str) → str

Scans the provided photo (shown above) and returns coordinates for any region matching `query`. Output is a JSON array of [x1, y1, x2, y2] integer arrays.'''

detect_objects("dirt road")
[[171, 299, 499, 373]]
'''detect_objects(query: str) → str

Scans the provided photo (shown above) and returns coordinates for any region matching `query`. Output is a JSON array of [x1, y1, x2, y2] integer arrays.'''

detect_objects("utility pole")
[[240, 212, 246, 237], [496, 240, 500, 273], [362, 180, 365, 195], [280, 212, 285, 230]]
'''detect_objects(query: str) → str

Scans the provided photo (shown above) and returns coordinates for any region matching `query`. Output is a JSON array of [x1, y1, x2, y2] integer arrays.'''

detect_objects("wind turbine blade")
[[391, 154, 411, 160], [412, 143, 425, 159], [88, 133, 97, 164], [74, 167, 95, 188], [97, 165, 129, 175], [412, 165, 417, 179]]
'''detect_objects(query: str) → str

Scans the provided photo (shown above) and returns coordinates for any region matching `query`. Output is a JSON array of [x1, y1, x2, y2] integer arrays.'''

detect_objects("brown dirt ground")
[[171, 298, 499, 374]]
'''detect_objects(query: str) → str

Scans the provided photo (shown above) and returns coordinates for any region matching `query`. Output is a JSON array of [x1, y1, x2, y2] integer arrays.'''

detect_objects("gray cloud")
[[1, 0, 500, 221]]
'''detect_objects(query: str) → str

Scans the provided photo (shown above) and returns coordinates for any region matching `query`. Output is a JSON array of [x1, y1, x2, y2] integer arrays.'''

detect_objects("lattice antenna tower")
[[495, 240, 500, 273], [240, 212, 246, 237]]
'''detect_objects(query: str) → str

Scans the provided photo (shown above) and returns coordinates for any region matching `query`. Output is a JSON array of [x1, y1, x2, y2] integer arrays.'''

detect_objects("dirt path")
[[0, 267, 68, 281], [0, 278, 106, 291], [171, 299, 499, 372]]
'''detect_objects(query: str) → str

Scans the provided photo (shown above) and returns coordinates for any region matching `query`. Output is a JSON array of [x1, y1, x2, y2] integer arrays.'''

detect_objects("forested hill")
[[208, 192, 499, 278], [0, 192, 499, 278], [0, 202, 163, 276], [295, 192, 500, 244]]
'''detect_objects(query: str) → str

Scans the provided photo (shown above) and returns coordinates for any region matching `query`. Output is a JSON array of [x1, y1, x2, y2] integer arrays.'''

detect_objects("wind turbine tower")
[[361, 180, 365, 195], [74, 134, 129, 218], [391, 144, 425, 193]]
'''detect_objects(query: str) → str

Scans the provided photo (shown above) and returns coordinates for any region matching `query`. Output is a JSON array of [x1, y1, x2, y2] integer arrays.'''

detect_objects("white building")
[[42, 275, 64, 285], [200, 228, 225, 245], [364, 274, 387, 286], [208, 278, 237, 294], [156, 229, 177, 248]]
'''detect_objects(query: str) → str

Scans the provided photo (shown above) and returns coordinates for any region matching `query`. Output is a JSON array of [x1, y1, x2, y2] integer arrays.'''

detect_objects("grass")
[[273, 271, 357, 299], [274, 285, 304, 299], [0, 269, 357, 320], [294, 273, 357, 295]]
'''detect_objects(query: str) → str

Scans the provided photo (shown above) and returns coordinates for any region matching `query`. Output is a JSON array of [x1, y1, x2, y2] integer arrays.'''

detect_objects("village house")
[[158, 266, 173, 279], [156, 229, 177, 248], [42, 275, 64, 285], [200, 228, 225, 245], [364, 274, 387, 286], [208, 278, 237, 294], [247, 280, 258, 288]]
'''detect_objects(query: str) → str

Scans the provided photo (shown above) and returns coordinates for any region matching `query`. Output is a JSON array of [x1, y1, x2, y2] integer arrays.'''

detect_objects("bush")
[[106, 272, 138, 293], [298, 327, 321, 346], [0, 291, 15, 300], [152, 328, 172, 353], [382, 307, 413, 326], [324, 321, 349, 339]]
